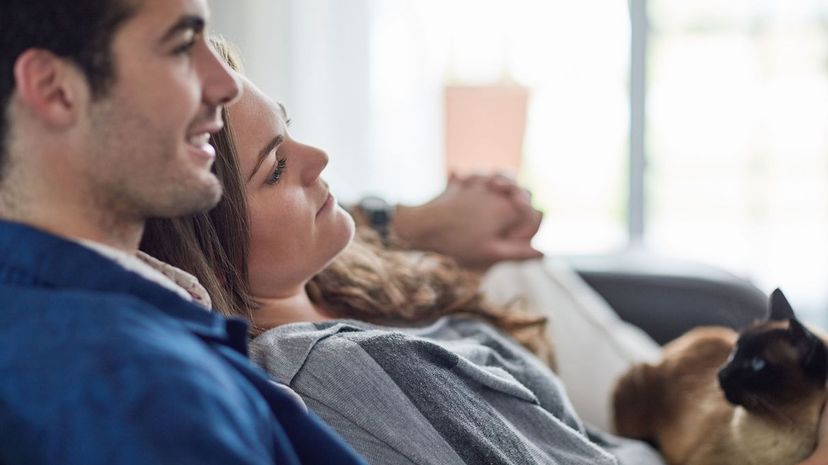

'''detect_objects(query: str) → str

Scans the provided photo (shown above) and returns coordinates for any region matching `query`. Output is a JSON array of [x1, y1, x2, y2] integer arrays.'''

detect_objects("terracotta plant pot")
[[443, 84, 530, 175]]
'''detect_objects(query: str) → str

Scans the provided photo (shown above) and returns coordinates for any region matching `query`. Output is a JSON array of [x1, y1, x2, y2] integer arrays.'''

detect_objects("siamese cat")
[[613, 289, 828, 465]]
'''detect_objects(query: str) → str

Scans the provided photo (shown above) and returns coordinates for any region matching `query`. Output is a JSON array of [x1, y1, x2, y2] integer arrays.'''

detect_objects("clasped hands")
[[392, 172, 544, 271]]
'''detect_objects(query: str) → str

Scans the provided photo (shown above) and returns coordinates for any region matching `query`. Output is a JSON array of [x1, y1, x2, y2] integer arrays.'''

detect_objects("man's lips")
[[187, 133, 211, 146], [186, 123, 223, 160], [187, 121, 224, 144]]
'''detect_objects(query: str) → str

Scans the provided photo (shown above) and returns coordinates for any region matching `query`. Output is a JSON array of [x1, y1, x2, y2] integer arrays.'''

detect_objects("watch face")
[[359, 196, 392, 232], [360, 196, 389, 211]]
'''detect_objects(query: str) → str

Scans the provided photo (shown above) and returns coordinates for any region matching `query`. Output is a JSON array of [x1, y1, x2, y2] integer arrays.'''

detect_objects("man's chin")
[[188, 179, 224, 212], [154, 178, 223, 218]]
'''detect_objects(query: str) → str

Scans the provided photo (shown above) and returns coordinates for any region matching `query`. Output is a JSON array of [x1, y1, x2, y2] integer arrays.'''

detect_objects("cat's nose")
[[717, 365, 729, 384], [718, 367, 742, 406], [718, 367, 733, 391]]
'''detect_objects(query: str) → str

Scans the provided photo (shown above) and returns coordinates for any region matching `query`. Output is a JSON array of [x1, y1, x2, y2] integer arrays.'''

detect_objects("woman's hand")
[[799, 401, 828, 465]]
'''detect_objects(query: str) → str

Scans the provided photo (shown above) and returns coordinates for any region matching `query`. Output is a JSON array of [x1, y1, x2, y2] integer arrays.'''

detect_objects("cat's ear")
[[769, 288, 796, 321]]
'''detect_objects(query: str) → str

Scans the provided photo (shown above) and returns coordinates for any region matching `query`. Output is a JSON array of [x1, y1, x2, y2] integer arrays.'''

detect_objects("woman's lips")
[[317, 193, 334, 216]]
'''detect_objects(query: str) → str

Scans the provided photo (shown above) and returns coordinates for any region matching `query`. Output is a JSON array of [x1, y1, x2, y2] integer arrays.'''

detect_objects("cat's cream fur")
[[613, 323, 826, 465]]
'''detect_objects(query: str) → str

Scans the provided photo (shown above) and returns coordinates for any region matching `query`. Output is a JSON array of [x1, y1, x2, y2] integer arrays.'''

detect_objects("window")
[[646, 0, 828, 324], [369, 0, 632, 253], [370, 0, 828, 324]]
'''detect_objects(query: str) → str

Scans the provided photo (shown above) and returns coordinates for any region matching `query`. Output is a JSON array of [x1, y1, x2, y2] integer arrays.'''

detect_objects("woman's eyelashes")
[[263, 116, 291, 186], [266, 157, 287, 185]]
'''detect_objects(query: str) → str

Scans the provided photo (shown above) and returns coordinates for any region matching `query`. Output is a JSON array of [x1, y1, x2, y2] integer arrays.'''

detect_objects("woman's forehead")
[[233, 79, 278, 120], [227, 80, 285, 174], [229, 80, 288, 133]]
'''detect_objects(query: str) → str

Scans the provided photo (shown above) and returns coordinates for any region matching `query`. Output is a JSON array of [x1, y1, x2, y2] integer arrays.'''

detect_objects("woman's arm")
[[798, 402, 828, 465], [354, 173, 543, 269], [799, 447, 828, 465], [799, 452, 828, 465]]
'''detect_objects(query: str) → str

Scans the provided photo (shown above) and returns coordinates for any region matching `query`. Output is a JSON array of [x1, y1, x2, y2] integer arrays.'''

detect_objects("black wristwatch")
[[357, 196, 394, 244]]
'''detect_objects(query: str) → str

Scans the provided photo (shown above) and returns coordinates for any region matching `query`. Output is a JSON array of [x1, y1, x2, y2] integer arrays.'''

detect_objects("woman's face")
[[230, 79, 355, 298]]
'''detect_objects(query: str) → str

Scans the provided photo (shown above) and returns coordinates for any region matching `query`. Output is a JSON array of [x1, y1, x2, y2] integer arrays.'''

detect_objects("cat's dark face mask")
[[717, 319, 828, 413]]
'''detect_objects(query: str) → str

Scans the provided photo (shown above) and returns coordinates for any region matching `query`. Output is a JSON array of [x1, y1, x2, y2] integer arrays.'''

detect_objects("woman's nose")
[[300, 144, 329, 186]]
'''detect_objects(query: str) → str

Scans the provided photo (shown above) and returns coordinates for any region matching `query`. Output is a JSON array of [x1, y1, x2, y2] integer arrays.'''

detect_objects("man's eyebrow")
[[248, 135, 284, 182], [160, 15, 206, 44]]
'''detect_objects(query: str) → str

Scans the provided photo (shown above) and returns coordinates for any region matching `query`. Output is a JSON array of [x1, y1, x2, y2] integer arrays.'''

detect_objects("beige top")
[[77, 240, 212, 309]]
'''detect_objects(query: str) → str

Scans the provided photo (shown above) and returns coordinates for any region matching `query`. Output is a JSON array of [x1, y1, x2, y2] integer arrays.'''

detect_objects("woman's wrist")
[[799, 447, 828, 465], [391, 204, 433, 250]]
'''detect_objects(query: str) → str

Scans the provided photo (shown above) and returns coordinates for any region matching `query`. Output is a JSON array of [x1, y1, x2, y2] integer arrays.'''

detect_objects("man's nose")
[[200, 45, 242, 107]]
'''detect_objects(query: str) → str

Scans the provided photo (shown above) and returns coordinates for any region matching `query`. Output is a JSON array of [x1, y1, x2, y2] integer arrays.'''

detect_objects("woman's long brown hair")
[[141, 39, 253, 321], [140, 37, 555, 368]]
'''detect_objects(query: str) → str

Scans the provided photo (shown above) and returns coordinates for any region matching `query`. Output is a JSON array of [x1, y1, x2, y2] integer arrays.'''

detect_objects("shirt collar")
[[75, 239, 212, 309], [0, 220, 245, 349]]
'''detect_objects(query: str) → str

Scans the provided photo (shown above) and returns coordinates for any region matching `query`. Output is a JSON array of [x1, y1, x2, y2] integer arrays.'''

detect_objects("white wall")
[[207, 0, 289, 102], [207, 0, 443, 204]]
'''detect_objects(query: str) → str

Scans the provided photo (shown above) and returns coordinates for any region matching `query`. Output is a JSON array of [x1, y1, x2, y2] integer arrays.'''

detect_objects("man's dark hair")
[[0, 0, 137, 176]]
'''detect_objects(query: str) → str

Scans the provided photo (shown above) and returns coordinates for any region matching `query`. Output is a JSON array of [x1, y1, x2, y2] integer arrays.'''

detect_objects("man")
[[0, 0, 366, 464]]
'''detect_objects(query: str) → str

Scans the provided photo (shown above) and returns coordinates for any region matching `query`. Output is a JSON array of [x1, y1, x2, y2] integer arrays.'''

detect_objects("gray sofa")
[[565, 250, 769, 345]]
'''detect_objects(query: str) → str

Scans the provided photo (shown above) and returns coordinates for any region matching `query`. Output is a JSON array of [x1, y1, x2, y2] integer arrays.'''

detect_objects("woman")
[[141, 44, 554, 369], [139, 38, 663, 464], [140, 42, 828, 465]]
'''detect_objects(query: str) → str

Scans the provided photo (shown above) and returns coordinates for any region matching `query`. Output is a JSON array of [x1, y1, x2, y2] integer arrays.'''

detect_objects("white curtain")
[[208, 0, 445, 205]]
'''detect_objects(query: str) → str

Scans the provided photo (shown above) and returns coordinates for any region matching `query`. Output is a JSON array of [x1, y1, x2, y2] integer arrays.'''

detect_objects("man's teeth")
[[188, 133, 211, 145]]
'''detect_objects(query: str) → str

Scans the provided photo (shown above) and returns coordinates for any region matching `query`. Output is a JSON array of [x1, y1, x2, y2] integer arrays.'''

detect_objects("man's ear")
[[12, 49, 87, 129]]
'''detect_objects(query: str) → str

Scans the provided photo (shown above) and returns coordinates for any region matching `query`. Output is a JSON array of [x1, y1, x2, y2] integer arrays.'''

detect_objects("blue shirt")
[[0, 220, 367, 465]]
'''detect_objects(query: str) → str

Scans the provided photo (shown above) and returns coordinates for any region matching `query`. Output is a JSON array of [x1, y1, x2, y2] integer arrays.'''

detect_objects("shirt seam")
[[293, 388, 424, 465]]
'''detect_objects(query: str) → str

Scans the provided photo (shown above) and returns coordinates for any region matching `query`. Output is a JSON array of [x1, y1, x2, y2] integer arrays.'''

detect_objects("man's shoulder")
[[0, 284, 221, 382], [0, 288, 368, 465], [0, 283, 184, 336], [0, 285, 272, 455]]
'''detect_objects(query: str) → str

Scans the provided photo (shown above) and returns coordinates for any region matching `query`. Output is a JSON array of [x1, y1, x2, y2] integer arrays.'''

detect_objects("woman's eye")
[[266, 158, 287, 185], [749, 356, 766, 372]]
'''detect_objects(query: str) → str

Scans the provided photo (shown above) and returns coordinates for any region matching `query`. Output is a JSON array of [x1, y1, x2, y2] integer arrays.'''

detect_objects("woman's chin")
[[313, 210, 356, 272], [334, 205, 357, 245], [331, 215, 357, 259]]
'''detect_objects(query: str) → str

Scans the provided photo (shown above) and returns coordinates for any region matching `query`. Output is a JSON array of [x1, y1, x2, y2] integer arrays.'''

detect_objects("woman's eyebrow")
[[247, 135, 284, 183]]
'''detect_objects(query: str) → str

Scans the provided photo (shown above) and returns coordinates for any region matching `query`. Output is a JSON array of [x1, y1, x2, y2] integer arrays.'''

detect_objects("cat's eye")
[[749, 356, 766, 372]]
